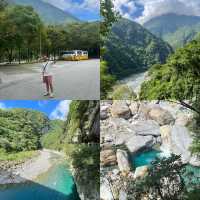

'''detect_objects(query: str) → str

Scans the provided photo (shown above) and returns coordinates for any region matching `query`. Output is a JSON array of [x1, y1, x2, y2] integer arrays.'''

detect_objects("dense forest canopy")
[[0, 108, 49, 152], [0, 1, 100, 63]]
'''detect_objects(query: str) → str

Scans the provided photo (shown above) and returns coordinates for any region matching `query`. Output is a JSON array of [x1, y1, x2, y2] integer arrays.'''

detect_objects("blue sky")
[[43, 0, 100, 21], [0, 100, 71, 120], [114, 0, 200, 24]]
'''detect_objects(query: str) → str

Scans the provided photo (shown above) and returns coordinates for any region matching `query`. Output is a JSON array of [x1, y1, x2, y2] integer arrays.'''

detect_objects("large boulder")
[[170, 125, 192, 163], [116, 149, 131, 173], [160, 125, 200, 166], [100, 149, 117, 166], [110, 101, 131, 119], [149, 107, 174, 125], [133, 120, 161, 136], [109, 118, 136, 145], [138, 103, 151, 119], [134, 166, 148, 179], [125, 135, 154, 153]]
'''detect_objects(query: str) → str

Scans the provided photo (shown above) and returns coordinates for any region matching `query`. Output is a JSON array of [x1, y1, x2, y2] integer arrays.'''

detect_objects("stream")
[[0, 152, 80, 200], [131, 149, 200, 185], [119, 71, 147, 94]]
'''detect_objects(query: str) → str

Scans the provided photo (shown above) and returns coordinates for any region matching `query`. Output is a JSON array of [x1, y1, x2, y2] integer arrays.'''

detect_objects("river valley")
[[0, 151, 80, 200]]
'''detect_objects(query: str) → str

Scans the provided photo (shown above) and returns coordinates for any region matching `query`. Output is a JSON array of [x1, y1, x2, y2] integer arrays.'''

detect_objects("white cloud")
[[0, 102, 6, 109], [50, 100, 71, 120], [43, 0, 99, 14], [114, 0, 200, 24], [113, 0, 137, 20]]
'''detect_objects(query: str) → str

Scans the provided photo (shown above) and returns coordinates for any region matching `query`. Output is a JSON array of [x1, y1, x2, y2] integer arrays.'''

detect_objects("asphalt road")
[[0, 59, 100, 100]]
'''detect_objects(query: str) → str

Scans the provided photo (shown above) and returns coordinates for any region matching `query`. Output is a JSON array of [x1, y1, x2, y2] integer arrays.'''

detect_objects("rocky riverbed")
[[100, 100, 200, 200]]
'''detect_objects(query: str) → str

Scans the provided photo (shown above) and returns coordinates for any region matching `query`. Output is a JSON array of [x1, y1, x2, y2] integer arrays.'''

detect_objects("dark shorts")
[[43, 75, 53, 84]]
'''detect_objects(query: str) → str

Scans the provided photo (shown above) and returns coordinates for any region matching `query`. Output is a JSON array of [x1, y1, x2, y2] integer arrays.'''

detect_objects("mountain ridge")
[[144, 13, 200, 49], [8, 0, 79, 24]]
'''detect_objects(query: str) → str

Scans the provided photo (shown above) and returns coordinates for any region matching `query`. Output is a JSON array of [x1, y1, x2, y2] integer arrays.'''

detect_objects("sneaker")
[[49, 93, 54, 98], [43, 93, 49, 96]]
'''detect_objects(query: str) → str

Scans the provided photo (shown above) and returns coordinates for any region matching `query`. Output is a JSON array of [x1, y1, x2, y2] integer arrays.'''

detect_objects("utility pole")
[[39, 27, 42, 59]]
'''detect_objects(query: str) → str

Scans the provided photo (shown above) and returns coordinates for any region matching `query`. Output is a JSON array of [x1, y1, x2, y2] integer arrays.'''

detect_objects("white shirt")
[[42, 61, 54, 76]]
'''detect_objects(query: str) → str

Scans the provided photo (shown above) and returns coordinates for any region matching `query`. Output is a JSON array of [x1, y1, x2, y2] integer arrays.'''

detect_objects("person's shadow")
[[0, 174, 80, 200]]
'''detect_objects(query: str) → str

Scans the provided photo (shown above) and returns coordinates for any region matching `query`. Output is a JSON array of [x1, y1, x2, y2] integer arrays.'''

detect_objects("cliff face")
[[74, 170, 99, 200], [66, 144, 100, 200], [63, 101, 100, 143]]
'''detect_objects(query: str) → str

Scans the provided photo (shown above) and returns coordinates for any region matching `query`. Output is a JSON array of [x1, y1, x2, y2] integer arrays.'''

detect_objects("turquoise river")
[[0, 153, 80, 200]]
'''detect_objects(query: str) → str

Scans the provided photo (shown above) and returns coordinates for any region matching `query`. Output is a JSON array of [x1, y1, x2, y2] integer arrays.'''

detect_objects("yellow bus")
[[60, 50, 88, 61]]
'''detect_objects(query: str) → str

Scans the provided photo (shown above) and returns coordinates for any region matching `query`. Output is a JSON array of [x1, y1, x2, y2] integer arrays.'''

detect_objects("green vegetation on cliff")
[[63, 101, 100, 143], [140, 38, 200, 100], [41, 120, 64, 150], [65, 144, 100, 199], [104, 18, 173, 79]]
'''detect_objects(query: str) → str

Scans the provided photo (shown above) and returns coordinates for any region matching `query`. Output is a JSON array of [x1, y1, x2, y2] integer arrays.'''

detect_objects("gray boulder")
[[133, 120, 161, 136], [125, 135, 154, 153], [110, 101, 131, 119], [149, 107, 174, 125]]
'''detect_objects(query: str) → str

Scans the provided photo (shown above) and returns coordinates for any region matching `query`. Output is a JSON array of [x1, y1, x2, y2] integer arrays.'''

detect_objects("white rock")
[[134, 166, 148, 179], [116, 149, 131, 172]]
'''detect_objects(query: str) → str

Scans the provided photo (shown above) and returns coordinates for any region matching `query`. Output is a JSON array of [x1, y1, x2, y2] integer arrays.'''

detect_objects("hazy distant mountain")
[[9, 0, 79, 24], [104, 18, 173, 79], [144, 13, 200, 49]]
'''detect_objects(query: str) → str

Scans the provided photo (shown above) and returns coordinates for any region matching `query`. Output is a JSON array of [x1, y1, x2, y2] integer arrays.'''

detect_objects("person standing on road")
[[42, 56, 55, 98]]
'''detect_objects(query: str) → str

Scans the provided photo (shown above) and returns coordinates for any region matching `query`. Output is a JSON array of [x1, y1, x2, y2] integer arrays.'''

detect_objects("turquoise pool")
[[0, 161, 80, 200]]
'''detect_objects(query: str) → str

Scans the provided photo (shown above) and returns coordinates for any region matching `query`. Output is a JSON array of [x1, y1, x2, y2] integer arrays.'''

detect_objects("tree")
[[124, 155, 200, 200], [100, 0, 119, 98]]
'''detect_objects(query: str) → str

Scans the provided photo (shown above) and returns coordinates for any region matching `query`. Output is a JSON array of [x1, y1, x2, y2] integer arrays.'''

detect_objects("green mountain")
[[144, 13, 200, 49], [104, 18, 173, 79], [8, 0, 79, 24]]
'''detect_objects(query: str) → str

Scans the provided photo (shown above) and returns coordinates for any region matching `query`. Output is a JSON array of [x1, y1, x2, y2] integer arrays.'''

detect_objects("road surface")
[[0, 59, 100, 100]]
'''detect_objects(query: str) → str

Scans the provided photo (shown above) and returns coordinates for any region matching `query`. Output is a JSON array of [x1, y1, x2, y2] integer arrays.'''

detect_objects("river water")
[[119, 71, 147, 94], [131, 149, 200, 185], [0, 153, 80, 200]]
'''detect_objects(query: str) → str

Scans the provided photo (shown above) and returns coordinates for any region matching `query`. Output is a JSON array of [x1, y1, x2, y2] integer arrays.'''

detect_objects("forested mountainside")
[[0, 108, 49, 152], [9, 0, 79, 24], [41, 120, 64, 150], [104, 18, 173, 79], [144, 13, 200, 49], [140, 36, 200, 101], [63, 101, 100, 144]]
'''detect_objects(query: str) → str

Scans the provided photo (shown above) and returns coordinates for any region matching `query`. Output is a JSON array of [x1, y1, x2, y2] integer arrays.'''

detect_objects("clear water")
[[132, 149, 160, 168], [132, 149, 200, 185], [0, 160, 80, 200]]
